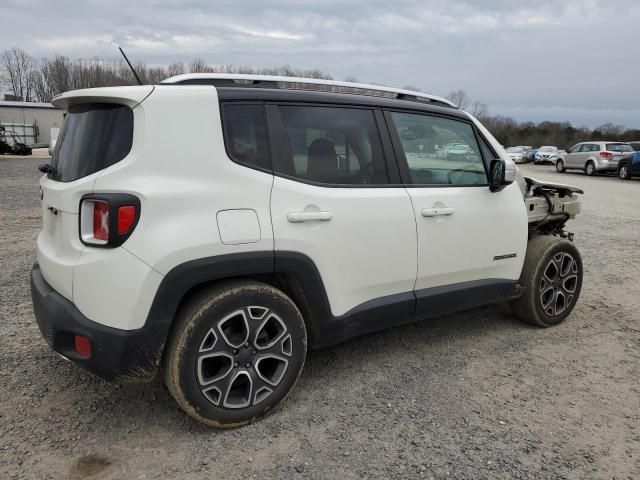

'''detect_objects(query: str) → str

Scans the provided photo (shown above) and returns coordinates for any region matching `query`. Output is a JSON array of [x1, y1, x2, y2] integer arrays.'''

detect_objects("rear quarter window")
[[220, 104, 270, 170], [51, 103, 133, 182]]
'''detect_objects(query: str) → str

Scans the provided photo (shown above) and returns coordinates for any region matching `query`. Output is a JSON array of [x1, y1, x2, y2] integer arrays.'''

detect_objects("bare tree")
[[166, 62, 185, 77], [11, 48, 335, 101], [470, 101, 489, 119], [189, 58, 211, 73], [445, 89, 470, 109], [1, 47, 37, 101], [595, 123, 625, 136]]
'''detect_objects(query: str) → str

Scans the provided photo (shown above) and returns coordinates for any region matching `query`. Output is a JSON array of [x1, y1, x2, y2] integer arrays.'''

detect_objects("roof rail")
[[160, 74, 456, 108]]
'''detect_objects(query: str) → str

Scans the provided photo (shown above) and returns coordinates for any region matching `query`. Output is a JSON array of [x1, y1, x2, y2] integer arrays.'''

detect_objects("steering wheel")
[[447, 164, 483, 184], [355, 161, 374, 184]]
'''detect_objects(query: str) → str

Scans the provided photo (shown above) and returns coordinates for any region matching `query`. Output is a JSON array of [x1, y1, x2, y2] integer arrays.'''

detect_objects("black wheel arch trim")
[[31, 250, 519, 384], [147, 251, 519, 355]]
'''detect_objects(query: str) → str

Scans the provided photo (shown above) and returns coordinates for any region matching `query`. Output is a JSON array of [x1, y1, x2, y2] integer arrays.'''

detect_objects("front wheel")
[[164, 280, 307, 428], [556, 160, 565, 173], [511, 236, 583, 327], [618, 163, 631, 180]]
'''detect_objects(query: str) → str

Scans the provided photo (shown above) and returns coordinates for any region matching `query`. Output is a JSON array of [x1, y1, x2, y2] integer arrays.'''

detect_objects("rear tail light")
[[92, 201, 110, 241], [80, 194, 140, 247], [600, 151, 613, 159]]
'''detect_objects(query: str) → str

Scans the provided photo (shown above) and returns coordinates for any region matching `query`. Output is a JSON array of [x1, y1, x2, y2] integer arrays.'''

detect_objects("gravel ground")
[[1, 159, 638, 479]]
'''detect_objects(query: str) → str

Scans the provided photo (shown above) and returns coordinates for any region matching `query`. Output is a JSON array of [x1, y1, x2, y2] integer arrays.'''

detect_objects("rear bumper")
[[596, 159, 619, 171], [30, 263, 163, 383]]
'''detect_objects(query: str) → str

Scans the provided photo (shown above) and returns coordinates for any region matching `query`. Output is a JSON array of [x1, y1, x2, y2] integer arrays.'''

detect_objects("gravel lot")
[[1, 159, 638, 479]]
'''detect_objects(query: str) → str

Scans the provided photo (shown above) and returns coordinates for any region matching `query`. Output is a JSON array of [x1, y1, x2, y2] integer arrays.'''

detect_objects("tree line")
[[2, 47, 638, 148], [443, 88, 640, 148], [0, 47, 332, 103]]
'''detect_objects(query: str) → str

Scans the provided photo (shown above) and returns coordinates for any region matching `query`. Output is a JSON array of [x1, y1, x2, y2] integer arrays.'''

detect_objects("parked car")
[[32, 75, 584, 428], [617, 149, 640, 180], [534, 146, 563, 165], [444, 142, 471, 161], [518, 145, 532, 161], [506, 146, 527, 163], [556, 141, 634, 176]]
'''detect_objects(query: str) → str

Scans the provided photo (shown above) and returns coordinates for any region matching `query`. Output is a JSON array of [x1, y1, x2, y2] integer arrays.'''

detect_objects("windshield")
[[539, 146, 557, 152], [50, 103, 133, 182], [606, 143, 634, 153]]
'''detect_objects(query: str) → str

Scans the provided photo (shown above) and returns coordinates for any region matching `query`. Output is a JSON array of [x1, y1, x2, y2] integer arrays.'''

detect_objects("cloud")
[[1, 0, 638, 127]]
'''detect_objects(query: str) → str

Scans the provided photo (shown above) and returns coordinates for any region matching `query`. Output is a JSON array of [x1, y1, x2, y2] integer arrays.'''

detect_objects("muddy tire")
[[510, 235, 583, 327], [163, 279, 307, 428]]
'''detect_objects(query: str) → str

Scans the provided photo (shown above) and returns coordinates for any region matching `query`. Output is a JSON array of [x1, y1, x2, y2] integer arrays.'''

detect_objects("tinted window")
[[221, 104, 270, 169], [568, 144, 581, 153], [389, 112, 487, 185], [274, 106, 388, 185], [480, 137, 497, 162], [51, 103, 133, 182], [606, 143, 633, 153]]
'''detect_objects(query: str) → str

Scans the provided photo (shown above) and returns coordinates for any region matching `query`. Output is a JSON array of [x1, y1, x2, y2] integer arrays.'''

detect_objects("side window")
[[569, 144, 581, 153], [221, 104, 270, 170], [274, 106, 388, 185], [592, 144, 601, 152], [479, 137, 497, 162], [388, 111, 487, 185]]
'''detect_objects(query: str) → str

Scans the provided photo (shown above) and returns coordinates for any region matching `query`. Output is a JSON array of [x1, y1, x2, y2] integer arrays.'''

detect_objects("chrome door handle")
[[287, 211, 333, 223], [421, 207, 455, 217]]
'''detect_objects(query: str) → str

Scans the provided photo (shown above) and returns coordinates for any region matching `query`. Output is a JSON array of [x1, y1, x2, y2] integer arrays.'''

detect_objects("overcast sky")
[[1, 0, 638, 128]]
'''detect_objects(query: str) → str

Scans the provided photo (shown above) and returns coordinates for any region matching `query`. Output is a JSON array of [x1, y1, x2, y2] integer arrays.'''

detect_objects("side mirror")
[[489, 159, 516, 192]]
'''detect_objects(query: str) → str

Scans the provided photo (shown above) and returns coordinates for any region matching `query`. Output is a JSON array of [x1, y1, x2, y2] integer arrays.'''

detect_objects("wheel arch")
[[144, 251, 332, 378]]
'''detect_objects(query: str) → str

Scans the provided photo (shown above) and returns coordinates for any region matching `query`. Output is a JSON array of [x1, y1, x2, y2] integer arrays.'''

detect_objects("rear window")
[[50, 103, 133, 182], [606, 143, 633, 153]]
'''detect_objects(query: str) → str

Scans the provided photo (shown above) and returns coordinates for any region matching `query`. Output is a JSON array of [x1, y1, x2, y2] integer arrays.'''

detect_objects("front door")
[[268, 104, 417, 317], [385, 110, 527, 305], [565, 144, 583, 168]]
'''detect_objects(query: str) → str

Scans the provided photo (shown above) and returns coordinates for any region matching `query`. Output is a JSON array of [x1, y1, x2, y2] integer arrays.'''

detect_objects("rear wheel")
[[555, 160, 565, 173], [511, 235, 583, 327], [164, 280, 307, 428], [585, 161, 596, 176], [618, 163, 631, 180]]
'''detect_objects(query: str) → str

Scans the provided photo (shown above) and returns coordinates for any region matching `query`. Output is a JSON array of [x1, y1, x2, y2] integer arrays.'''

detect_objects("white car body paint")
[[37, 85, 534, 331]]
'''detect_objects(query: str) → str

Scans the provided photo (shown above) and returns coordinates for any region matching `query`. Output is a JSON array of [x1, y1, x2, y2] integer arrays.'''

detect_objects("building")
[[0, 101, 64, 147]]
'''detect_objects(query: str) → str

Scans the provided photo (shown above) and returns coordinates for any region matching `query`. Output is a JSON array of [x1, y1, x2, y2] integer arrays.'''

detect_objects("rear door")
[[268, 104, 417, 318], [385, 110, 527, 302]]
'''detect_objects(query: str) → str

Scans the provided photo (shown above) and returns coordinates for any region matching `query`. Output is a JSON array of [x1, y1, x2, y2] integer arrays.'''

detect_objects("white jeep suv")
[[31, 75, 584, 428]]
